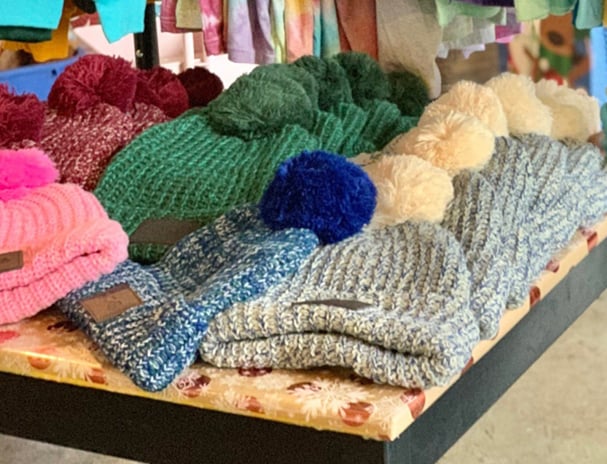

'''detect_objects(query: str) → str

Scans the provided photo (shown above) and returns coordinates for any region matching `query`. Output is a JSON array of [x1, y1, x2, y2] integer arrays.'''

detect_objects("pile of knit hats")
[[57, 150, 380, 391], [380, 72, 607, 328], [0, 148, 128, 325], [0, 54, 224, 191], [93, 52, 428, 263]]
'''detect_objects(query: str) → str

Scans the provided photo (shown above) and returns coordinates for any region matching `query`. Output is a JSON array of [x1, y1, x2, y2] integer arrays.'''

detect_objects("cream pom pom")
[[361, 154, 454, 228], [535, 79, 601, 141], [384, 110, 495, 175], [485, 72, 552, 136], [420, 80, 508, 136]]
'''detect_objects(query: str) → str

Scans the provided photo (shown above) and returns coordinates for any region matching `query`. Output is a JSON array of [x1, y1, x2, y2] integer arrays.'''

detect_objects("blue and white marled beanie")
[[441, 171, 512, 339], [480, 136, 536, 308], [200, 221, 479, 389], [57, 205, 319, 391]]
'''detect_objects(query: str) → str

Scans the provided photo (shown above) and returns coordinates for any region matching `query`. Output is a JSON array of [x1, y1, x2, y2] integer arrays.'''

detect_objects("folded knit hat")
[[479, 137, 535, 309], [0, 148, 129, 325], [57, 205, 318, 391], [200, 221, 478, 389], [441, 171, 512, 339]]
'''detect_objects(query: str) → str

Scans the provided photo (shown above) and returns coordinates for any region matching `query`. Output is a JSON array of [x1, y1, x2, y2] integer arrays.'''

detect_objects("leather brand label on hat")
[[0, 250, 23, 274], [130, 218, 202, 246], [292, 299, 373, 310], [81, 284, 143, 323]]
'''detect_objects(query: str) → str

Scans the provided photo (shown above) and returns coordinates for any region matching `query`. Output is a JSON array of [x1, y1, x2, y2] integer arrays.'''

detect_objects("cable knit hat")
[[200, 220, 479, 389], [0, 148, 129, 325], [57, 205, 319, 391], [441, 172, 512, 339]]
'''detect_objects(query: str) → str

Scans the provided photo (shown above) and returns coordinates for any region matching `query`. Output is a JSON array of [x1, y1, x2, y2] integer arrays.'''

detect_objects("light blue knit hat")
[[522, 134, 607, 227], [57, 205, 319, 391], [441, 171, 512, 339], [200, 221, 479, 389], [480, 136, 536, 309]]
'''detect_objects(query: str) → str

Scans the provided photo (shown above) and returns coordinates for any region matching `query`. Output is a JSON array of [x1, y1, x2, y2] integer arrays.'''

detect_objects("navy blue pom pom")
[[260, 150, 377, 244]]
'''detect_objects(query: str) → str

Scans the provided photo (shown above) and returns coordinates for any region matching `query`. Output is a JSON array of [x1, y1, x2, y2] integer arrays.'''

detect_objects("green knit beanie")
[[95, 110, 321, 262], [249, 64, 319, 110], [291, 55, 353, 110], [206, 71, 315, 140], [387, 70, 430, 117], [331, 52, 392, 104]]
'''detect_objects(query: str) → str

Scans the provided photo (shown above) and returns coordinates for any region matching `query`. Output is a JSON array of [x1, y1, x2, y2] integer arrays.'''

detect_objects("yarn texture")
[[260, 150, 376, 244], [201, 220, 478, 389], [58, 205, 319, 391], [1, 180, 129, 325]]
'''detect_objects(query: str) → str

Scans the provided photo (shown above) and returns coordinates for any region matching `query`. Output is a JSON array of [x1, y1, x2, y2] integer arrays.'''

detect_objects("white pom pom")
[[535, 79, 601, 141], [362, 154, 454, 227], [385, 110, 495, 175], [485, 72, 552, 136], [420, 80, 508, 136]]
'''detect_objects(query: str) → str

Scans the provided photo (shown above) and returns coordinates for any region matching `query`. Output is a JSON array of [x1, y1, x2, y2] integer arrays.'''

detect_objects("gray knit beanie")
[[480, 136, 535, 308], [200, 221, 479, 389], [442, 171, 512, 339]]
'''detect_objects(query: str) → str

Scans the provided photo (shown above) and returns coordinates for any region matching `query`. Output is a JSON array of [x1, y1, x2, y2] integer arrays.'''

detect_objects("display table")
[[2, 217, 607, 464]]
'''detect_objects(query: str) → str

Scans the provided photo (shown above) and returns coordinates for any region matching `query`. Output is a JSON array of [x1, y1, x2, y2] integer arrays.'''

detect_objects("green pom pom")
[[251, 64, 319, 109], [292, 55, 353, 110], [207, 71, 314, 139], [331, 52, 391, 104], [387, 71, 430, 117]]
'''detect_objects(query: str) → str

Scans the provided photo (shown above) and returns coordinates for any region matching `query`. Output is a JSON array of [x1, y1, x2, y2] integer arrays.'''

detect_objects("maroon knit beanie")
[[0, 84, 46, 148], [177, 66, 224, 108], [135, 66, 189, 118]]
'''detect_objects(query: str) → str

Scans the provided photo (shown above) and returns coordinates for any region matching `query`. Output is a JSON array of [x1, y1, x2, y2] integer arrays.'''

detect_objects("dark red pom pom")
[[135, 67, 189, 118], [0, 84, 46, 147], [47, 54, 138, 115], [177, 66, 224, 108]]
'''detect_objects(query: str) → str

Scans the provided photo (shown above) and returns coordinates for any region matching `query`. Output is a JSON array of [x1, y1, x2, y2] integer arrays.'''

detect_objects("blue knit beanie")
[[201, 221, 479, 389], [57, 205, 319, 391]]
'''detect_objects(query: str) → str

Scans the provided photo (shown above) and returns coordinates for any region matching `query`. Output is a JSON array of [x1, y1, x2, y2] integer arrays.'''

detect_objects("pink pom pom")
[[0, 84, 46, 147], [135, 67, 189, 118], [0, 148, 59, 201], [177, 67, 224, 108], [47, 54, 138, 115]]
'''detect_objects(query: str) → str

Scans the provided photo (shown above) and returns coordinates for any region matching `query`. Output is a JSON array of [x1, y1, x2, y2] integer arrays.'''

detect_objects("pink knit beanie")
[[0, 148, 129, 325]]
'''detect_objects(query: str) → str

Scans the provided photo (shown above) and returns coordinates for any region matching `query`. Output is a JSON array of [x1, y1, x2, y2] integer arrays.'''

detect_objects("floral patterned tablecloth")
[[1, 217, 606, 441]]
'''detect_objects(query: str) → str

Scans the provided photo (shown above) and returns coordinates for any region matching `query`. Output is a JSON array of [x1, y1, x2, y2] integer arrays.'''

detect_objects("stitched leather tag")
[[130, 218, 202, 246], [81, 284, 142, 323], [292, 299, 373, 310], [0, 250, 23, 274]]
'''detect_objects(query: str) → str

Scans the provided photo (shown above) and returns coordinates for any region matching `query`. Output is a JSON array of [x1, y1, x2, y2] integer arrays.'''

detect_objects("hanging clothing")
[[335, 0, 377, 60], [176, 0, 203, 29], [573, 0, 603, 29], [227, 0, 274, 64], [2, 0, 79, 62], [200, 0, 225, 55], [284, 0, 314, 61], [513, 0, 576, 21], [269, 0, 287, 62], [0, 0, 64, 30], [434, 0, 502, 27], [312, 0, 340, 57]]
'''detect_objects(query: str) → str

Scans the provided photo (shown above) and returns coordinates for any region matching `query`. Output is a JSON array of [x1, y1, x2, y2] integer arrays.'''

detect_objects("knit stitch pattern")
[[58, 205, 319, 391], [441, 171, 512, 339], [0, 183, 129, 325], [200, 221, 478, 389], [96, 110, 320, 263], [480, 136, 535, 308]]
